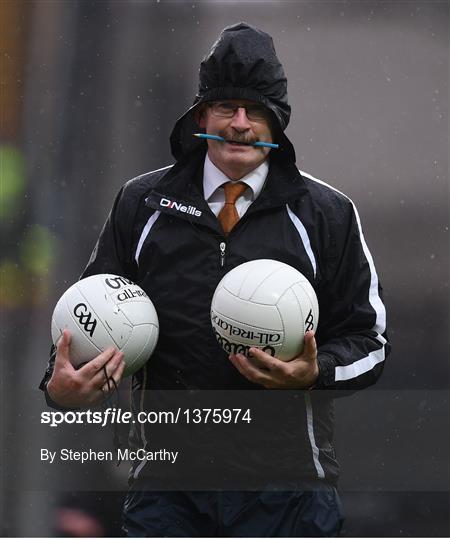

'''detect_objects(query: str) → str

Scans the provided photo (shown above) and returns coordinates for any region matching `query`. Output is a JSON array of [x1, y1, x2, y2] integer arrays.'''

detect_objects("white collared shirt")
[[203, 153, 269, 218]]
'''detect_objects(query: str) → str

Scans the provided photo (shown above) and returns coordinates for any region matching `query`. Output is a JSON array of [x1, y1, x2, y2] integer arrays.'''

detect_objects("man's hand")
[[46, 330, 126, 408], [229, 330, 319, 389]]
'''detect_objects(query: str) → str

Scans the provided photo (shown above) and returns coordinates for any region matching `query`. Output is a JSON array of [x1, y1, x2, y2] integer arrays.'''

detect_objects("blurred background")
[[1, 0, 448, 536]]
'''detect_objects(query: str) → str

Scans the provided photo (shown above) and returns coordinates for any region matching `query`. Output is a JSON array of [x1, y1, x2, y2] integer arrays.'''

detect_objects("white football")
[[51, 274, 159, 376], [211, 260, 319, 361]]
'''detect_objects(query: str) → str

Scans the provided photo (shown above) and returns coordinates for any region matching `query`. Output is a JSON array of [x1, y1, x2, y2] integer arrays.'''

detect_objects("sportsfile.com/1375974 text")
[[41, 407, 253, 428]]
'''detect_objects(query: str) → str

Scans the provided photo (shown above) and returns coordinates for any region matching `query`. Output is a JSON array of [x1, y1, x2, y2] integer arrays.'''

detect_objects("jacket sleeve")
[[79, 184, 138, 280], [314, 197, 390, 393], [39, 184, 138, 405]]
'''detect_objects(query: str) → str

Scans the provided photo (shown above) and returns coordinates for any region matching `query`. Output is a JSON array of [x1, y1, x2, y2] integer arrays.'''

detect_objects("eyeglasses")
[[208, 101, 269, 122]]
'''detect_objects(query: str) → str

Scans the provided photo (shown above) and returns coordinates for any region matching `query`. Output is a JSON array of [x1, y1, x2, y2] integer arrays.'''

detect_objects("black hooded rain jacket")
[[40, 23, 390, 486]]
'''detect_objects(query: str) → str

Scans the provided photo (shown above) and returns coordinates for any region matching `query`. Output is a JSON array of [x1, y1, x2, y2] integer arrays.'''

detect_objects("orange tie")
[[218, 181, 247, 235]]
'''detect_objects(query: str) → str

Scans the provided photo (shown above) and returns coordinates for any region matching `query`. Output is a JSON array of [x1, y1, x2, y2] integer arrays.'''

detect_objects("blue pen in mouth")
[[193, 133, 279, 149]]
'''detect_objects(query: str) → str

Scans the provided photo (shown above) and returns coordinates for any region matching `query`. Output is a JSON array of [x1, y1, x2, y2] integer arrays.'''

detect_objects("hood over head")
[[170, 22, 296, 163]]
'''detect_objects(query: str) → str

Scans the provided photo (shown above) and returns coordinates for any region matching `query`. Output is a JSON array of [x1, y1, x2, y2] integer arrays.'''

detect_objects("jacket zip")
[[219, 241, 226, 267]]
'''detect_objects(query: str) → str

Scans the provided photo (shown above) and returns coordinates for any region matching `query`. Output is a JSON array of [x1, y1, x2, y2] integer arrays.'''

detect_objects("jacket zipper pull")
[[219, 242, 226, 267]]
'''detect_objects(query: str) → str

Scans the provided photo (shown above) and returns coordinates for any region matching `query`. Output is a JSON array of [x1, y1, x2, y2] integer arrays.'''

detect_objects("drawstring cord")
[[101, 365, 124, 466]]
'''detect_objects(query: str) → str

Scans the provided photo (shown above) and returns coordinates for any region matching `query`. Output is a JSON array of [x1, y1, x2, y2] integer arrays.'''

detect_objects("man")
[[41, 23, 390, 536]]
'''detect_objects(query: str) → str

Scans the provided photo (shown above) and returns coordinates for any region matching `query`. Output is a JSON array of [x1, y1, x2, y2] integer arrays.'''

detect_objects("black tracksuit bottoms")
[[122, 481, 344, 537]]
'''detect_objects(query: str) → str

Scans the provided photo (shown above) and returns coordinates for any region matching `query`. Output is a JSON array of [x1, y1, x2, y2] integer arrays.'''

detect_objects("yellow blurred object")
[[20, 224, 56, 276], [0, 145, 26, 220], [0, 260, 25, 307]]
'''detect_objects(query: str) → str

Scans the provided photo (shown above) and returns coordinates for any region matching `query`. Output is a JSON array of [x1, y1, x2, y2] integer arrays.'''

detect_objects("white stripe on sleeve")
[[300, 170, 387, 382], [286, 204, 317, 278], [135, 211, 160, 265]]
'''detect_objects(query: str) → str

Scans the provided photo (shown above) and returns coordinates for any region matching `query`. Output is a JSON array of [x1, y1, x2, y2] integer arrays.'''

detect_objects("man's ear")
[[194, 104, 207, 129]]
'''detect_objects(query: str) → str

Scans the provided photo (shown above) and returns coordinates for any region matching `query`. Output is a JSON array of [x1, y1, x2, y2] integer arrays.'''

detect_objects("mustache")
[[193, 132, 279, 150], [218, 131, 258, 145]]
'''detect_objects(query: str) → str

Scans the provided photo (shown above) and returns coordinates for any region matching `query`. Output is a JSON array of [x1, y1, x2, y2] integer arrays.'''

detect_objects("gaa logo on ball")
[[51, 274, 159, 376], [211, 260, 319, 361]]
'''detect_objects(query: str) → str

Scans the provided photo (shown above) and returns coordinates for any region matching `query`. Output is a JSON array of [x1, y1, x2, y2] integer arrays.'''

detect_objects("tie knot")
[[223, 181, 247, 204]]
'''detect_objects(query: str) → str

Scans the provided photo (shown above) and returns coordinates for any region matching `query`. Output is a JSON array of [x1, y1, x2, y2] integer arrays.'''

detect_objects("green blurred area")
[[20, 224, 55, 276], [0, 227, 56, 307], [0, 145, 26, 221], [0, 145, 56, 307]]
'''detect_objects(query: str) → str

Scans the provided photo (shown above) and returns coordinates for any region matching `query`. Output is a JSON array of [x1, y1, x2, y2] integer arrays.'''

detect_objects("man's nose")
[[230, 107, 252, 131]]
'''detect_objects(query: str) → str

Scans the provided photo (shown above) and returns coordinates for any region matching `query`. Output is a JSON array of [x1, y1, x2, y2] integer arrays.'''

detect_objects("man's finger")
[[54, 330, 74, 369], [101, 360, 126, 393], [91, 352, 124, 386], [229, 353, 272, 386], [78, 347, 117, 376], [302, 330, 317, 361], [247, 347, 284, 371]]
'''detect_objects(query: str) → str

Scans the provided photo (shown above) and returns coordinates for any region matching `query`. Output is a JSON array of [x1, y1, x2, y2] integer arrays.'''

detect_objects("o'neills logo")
[[160, 197, 202, 217]]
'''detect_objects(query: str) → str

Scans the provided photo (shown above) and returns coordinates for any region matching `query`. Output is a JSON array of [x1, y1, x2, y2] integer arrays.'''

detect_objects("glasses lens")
[[210, 102, 268, 121], [211, 102, 236, 117], [245, 106, 267, 121]]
